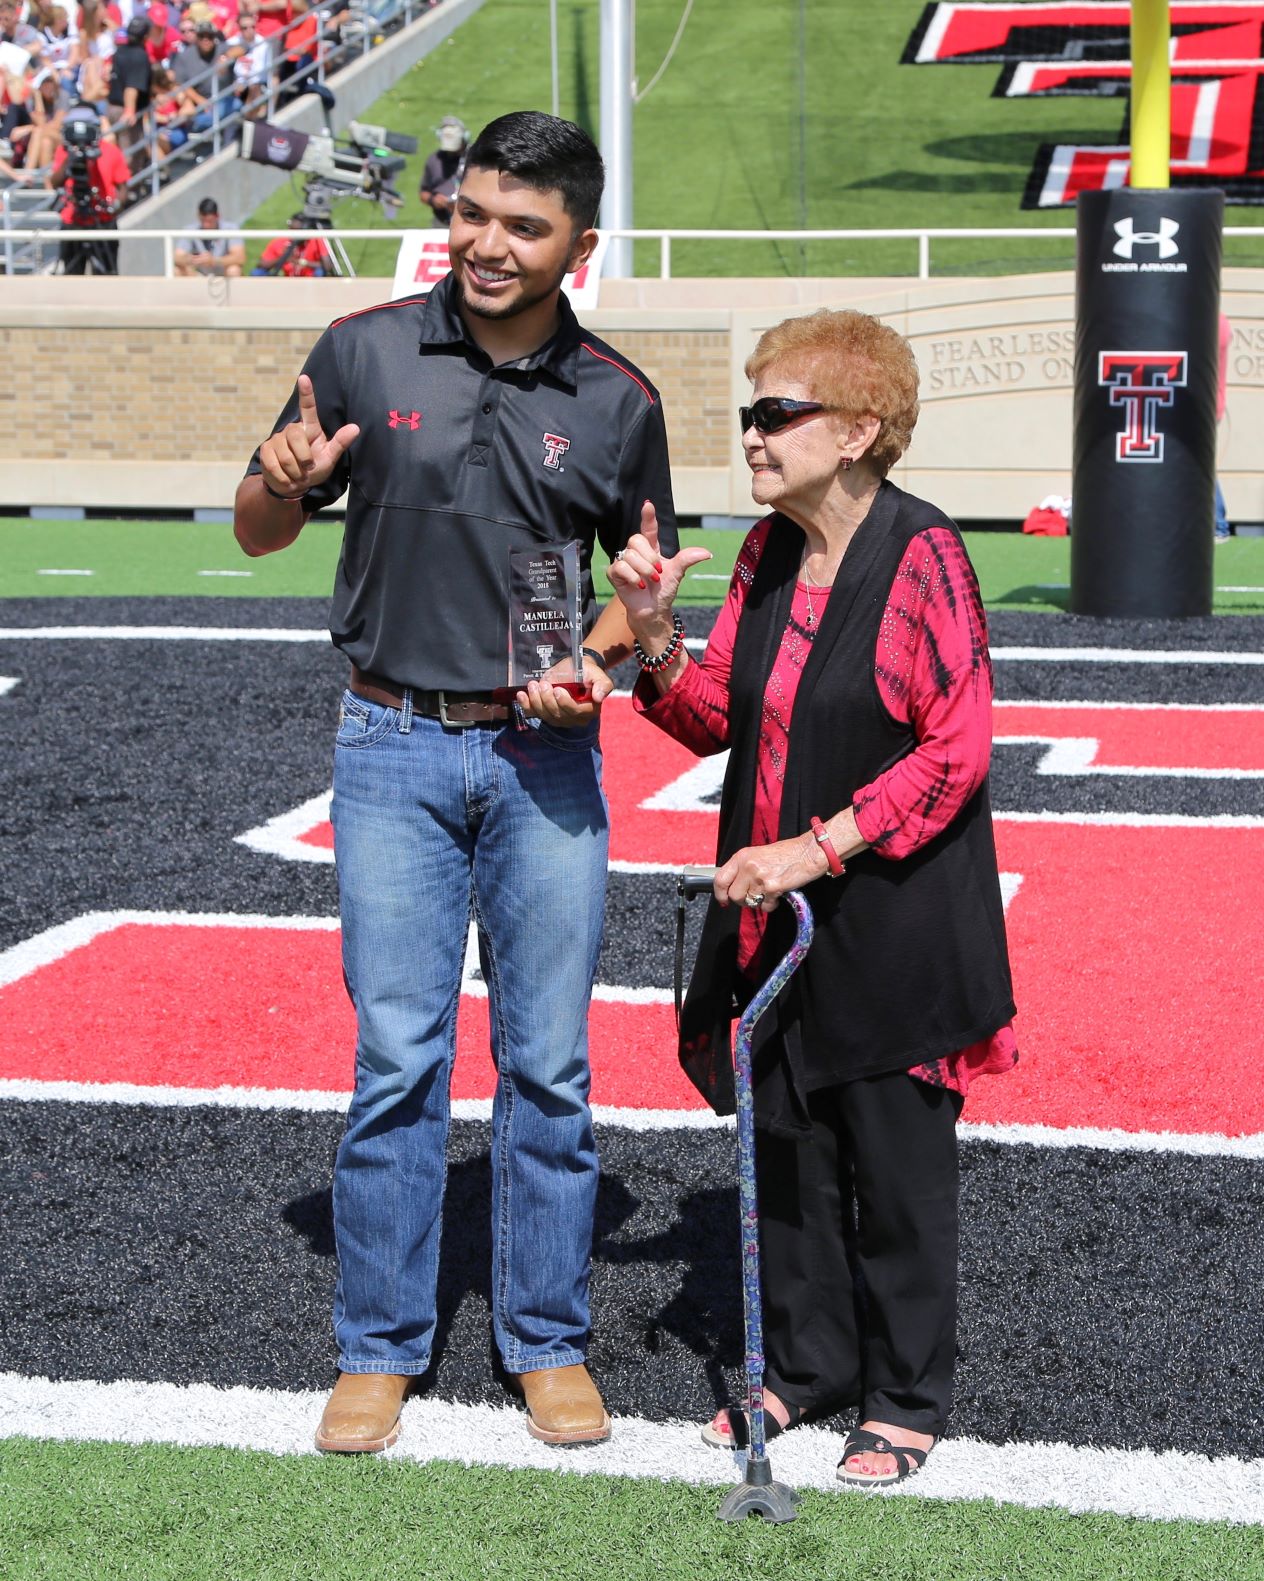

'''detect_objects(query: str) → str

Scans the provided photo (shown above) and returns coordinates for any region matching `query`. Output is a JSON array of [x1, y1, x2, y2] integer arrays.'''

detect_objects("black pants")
[[757, 1070, 962, 1437]]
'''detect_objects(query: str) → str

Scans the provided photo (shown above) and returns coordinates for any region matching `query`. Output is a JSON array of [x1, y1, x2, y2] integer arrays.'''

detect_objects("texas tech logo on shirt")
[[1098, 351, 1187, 464], [906, 3, 1264, 207], [542, 433, 570, 470], [388, 410, 421, 431]]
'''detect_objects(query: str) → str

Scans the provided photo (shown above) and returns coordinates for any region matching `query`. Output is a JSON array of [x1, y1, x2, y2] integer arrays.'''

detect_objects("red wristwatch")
[[810, 816, 845, 878]]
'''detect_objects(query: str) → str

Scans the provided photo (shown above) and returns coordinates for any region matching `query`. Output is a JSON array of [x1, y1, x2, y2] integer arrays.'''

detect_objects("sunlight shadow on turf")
[[994, 584, 1071, 611]]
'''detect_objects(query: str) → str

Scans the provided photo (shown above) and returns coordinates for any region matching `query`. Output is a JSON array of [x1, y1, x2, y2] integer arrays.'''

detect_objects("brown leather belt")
[[349, 664, 511, 725]]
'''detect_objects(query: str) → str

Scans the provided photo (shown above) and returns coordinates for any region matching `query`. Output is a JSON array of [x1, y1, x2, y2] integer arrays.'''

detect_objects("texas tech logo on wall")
[[905, 2, 1264, 207], [1098, 351, 1188, 463]]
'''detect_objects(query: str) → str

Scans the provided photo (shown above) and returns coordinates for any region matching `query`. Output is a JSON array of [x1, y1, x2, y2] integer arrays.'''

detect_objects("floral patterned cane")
[[719, 888, 814, 1524]]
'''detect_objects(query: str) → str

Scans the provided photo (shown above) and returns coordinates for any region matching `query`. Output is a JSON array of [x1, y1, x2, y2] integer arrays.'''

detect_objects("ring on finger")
[[613, 549, 626, 562], [746, 892, 765, 908]]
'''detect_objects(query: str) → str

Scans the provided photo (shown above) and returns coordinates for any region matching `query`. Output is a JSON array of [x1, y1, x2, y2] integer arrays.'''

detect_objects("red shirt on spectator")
[[258, 232, 327, 275]]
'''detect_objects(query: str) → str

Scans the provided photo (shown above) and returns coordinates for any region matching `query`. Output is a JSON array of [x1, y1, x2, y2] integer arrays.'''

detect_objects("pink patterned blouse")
[[635, 516, 1018, 1099]]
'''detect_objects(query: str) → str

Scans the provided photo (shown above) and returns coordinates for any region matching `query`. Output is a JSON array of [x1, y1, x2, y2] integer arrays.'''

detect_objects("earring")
[[840, 456, 853, 471]]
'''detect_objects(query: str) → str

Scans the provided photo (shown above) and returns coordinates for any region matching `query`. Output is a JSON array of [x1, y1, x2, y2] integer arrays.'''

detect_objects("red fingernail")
[[654, 562, 663, 573], [651, 573, 661, 583], [638, 579, 646, 589]]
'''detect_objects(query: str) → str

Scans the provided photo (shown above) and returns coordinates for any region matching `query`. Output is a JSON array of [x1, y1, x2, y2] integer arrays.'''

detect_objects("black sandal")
[[836, 1427, 933, 1487], [701, 1400, 808, 1450]]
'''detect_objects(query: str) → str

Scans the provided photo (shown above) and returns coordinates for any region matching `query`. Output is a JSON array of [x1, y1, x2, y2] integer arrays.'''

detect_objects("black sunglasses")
[[738, 397, 834, 437]]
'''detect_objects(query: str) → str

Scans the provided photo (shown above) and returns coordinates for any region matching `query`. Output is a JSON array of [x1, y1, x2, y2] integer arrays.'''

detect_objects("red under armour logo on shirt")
[[388, 410, 421, 430], [542, 432, 570, 469]]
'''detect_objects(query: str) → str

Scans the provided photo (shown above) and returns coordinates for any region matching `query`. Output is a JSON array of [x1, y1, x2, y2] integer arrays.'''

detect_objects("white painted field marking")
[[1218, 586, 1264, 593], [5, 1076, 1263, 1159], [991, 646, 1264, 665], [2, 1372, 1262, 1526], [994, 735, 1264, 779], [0, 910, 340, 992], [994, 700, 1264, 713], [0, 626, 329, 642], [36, 569, 94, 577], [3, 626, 1262, 667], [680, 636, 1264, 664], [197, 570, 254, 578], [995, 809, 1264, 829], [0, 910, 672, 1006], [236, 792, 333, 864]]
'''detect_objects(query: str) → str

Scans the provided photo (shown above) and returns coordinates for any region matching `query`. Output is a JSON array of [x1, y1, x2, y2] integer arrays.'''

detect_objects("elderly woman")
[[608, 309, 1017, 1488]]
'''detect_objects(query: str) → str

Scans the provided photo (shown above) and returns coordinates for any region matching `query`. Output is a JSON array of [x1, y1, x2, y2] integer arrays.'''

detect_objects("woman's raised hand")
[[606, 501, 713, 631]]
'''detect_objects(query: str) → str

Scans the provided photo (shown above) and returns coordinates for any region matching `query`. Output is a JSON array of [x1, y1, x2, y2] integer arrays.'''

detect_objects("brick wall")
[[0, 323, 732, 470]]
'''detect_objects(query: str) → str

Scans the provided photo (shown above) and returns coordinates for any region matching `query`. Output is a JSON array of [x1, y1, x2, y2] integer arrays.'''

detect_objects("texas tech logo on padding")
[[542, 433, 570, 470], [906, 3, 1264, 208], [1098, 352, 1187, 463]]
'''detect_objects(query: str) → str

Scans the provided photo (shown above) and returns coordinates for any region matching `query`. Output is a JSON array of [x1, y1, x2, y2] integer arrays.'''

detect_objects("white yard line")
[[2, 1372, 1261, 1526], [2, 1076, 1261, 1158], [3, 627, 1264, 666]]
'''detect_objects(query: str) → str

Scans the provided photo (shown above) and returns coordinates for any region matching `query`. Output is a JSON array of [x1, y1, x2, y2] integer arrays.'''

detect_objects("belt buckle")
[[438, 691, 479, 728]]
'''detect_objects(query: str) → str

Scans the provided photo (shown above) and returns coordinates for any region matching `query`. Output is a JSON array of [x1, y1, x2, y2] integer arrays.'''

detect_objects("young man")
[[235, 111, 681, 1453], [173, 194, 244, 276]]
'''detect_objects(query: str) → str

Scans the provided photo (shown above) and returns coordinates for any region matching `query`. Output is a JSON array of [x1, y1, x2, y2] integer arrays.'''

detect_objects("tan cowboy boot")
[[315, 1372, 410, 1453], [514, 1363, 611, 1445]]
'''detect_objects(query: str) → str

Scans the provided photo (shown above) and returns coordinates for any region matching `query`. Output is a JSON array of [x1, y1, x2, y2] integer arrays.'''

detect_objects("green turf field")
[[240, 0, 1264, 278], [2, 1438, 1259, 1581], [4, 517, 1264, 614]]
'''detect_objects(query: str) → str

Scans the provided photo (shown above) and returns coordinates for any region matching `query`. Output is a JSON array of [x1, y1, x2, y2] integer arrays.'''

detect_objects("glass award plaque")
[[494, 540, 589, 701]]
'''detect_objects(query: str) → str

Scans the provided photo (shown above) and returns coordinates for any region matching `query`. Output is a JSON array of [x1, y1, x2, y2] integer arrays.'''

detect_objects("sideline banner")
[[390, 231, 611, 310], [1071, 188, 1223, 617]]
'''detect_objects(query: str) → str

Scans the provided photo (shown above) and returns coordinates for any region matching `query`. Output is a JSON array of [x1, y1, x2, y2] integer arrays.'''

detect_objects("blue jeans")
[[1215, 479, 1230, 539], [329, 692, 609, 1376]]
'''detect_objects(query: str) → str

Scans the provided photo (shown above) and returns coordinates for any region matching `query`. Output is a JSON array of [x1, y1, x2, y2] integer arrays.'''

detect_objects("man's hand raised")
[[259, 374, 360, 501]]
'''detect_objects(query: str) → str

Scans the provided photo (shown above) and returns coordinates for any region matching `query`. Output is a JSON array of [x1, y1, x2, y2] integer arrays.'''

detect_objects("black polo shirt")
[[247, 274, 678, 692]]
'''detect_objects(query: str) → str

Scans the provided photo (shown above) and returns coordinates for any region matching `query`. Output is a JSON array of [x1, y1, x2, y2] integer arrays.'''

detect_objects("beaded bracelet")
[[633, 613, 685, 673]]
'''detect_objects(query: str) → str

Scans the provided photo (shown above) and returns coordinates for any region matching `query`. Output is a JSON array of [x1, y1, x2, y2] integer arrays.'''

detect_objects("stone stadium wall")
[[5, 269, 1264, 522]]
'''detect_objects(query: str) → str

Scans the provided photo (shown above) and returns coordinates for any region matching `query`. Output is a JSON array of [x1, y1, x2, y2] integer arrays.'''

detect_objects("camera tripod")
[[296, 180, 356, 278]]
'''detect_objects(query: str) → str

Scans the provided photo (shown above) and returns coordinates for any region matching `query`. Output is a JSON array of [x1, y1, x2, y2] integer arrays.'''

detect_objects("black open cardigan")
[[678, 481, 1016, 1140]]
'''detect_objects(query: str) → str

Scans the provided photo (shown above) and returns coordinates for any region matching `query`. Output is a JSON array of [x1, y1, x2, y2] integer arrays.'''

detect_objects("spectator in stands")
[[71, 0, 116, 107], [1, 134, 29, 178], [277, 0, 346, 100], [418, 113, 465, 227], [173, 192, 243, 274], [180, 18, 233, 132], [224, 3, 269, 117], [18, 61, 66, 168], [40, 4, 78, 80], [143, 0, 180, 63], [149, 60, 194, 153], [105, 12, 151, 159], [0, 0, 42, 50], [250, 210, 328, 275], [252, 0, 288, 40]]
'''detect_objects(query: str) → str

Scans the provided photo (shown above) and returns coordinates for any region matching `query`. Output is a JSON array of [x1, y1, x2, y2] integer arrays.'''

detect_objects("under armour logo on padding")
[[1112, 217, 1180, 260], [388, 410, 421, 430]]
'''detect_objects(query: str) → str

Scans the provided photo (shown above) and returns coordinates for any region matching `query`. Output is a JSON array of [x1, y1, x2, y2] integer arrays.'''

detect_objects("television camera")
[[239, 115, 417, 277], [58, 105, 119, 275]]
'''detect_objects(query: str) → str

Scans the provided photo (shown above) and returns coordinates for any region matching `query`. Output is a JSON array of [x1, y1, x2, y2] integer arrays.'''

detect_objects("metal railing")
[[9, 223, 1264, 279]]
